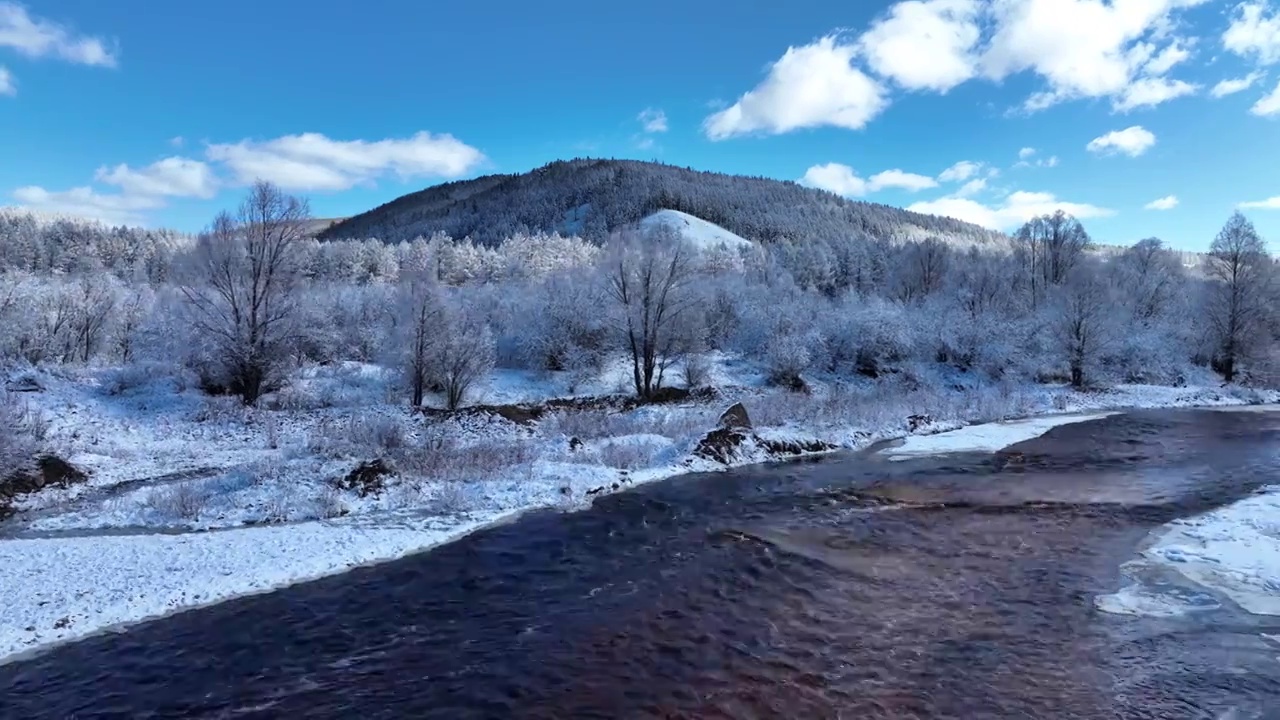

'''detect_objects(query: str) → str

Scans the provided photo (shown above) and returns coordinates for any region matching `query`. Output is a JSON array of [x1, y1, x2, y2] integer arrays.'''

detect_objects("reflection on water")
[[1, 409, 1279, 719]]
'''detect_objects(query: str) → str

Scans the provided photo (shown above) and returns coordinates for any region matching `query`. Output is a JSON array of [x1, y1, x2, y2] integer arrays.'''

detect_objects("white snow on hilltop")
[[638, 209, 754, 251]]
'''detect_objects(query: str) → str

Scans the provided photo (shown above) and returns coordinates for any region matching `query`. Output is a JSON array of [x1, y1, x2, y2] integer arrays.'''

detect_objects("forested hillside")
[[317, 159, 1008, 248]]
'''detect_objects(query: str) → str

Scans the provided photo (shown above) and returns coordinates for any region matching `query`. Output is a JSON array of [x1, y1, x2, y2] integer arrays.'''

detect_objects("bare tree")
[[896, 237, 949, 303], [433, 305, 495, 411], [0, 391, 38, 472], [1015, 210, 1091, 307], [1051, 269, 1114, 389], [1205, 211, 1272, 382], [69, 274, 119, 363], [1118, 237, 1182, 322], [180, 181, 310, 404], [114, 285, 154, 363], [396, 272, 445, 407], [604, 227, 696, 399]]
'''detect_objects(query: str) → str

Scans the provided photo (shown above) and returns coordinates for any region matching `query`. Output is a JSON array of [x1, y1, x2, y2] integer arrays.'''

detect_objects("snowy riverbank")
[[1, 359, 1276, 664]]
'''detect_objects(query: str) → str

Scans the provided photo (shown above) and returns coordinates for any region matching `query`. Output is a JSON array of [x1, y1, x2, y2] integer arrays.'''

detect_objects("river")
[[1, 408, 1278, 718]]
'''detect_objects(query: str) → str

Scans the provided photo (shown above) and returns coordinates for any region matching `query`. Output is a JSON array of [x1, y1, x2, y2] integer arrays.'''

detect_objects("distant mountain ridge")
[[318, 158, 1008, 248]]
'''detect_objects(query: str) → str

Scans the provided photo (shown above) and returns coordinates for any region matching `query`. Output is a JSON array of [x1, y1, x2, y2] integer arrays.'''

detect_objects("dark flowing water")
[[3, 408, 1280, 719]]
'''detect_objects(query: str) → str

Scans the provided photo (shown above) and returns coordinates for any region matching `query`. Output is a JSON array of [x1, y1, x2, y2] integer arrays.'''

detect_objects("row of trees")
[[2, 184, 1276, 410]]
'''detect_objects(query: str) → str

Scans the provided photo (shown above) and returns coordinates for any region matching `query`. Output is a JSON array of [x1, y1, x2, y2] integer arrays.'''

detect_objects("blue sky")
[[1, 0, 1278, 250]]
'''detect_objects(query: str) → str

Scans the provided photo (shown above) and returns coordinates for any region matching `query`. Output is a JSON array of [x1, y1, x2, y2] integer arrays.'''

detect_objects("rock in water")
[[719, 402, 752, 431]]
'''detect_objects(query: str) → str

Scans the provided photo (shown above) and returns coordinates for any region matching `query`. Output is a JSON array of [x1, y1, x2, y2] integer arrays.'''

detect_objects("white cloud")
[[1211, 71, 1265, 97], [955, 177, 988, 197], [1144, 40, 1193, 75], [638, 108, 668, 133], [857, 0, 981, 92], [1224, 1, 1280, 65], [938, 160, 983, 182], [908, 189, 1114, 230], [12, 185, 161, 225], [1014, 149, 1059, 168], [979, 0, 1207, 111], [1144, 194, 1179, 210], [1112, 76, 1198, 111], [869, 168, 939, 191], [1252, 77, 1280, 115], [800, 163, 938, 196], [205, 131, 486, 191], [0, 64, 12, 96], [0, 2, 117, 67], [802, 163, 870, 196], [1239, 195, 1280, 209], [94, 157, 218, 199], [1086, 125, 1156, 156], [169, 135, 185, 148], [703, 36, 888, 139]]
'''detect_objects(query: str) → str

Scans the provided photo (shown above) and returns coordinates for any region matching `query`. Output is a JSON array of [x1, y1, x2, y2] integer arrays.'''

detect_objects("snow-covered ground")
[[2, 357, 1277, 664]]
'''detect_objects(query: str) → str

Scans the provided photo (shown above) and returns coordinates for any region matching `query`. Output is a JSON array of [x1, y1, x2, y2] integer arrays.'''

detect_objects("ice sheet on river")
[[1097, 486, 1280, 617], [881, 412, 1118, 460]]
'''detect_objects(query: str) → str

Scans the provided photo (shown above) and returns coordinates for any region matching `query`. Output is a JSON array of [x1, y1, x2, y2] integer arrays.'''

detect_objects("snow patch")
[[638, 209, 754, 251], [1144, 488, 1280, 616], [0, 514, 507, 662], [880, 412, 1118, 460], [1097, 485, 1280, 619]]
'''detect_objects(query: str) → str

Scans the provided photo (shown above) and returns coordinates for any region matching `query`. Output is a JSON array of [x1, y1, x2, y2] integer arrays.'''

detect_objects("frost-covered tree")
[[396, 272, 446, 407], [1015, 211, 1091, 306], [895, 237, 950, 303], [1051, 269, 1115, 388], [1204, 212, 1272, 382], [67, 274, 120, 363], [433, 302, 496, 411], [1116, 237, 1182, 322], [603, 227, 696, 398], [114, 284, 155, 363], [179, 181, 311, 404], [0, 391, 38, 471]]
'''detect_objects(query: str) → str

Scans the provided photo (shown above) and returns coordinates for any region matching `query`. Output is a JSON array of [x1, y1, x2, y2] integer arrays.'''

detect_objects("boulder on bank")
[[906, 414, 933, 433], [694, 425, 837, 466], [338, 459, 396, 497], [4, 376, 43, 393], [1, 455, 88, 497], [1, 455, 90, 518], [693, 427, 751, 464], [718, 402, 752, 431]]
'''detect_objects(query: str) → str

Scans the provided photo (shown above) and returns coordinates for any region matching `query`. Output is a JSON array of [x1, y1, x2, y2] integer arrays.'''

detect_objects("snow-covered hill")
[[637, 209, 754, 251], [317, 158, 1007, 248]]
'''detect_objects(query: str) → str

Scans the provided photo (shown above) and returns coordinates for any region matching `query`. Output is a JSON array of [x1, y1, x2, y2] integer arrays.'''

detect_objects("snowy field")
[[2, 357, 1277, 663]]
